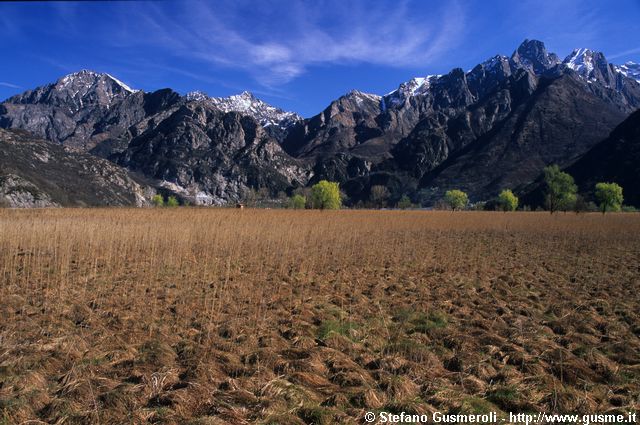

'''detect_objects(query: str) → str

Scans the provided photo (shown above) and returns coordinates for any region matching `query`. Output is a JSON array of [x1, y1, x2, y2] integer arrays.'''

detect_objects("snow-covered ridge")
[[345, 89, 381, 103], [384, 75, 440, 108], [59, 70, 138, 93], [104, 73, 137, 93], [617, 61, 640, 84], [561, 48, 640, 88], [186, 90, 301, 128], [383, 45, 638, 111]]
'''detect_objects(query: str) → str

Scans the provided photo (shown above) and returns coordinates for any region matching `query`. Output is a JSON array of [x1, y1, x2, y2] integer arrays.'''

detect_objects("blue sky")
[[1, 0, 639, 117]]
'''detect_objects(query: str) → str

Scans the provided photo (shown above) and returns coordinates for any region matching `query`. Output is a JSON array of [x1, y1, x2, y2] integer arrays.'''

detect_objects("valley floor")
[[0, 209, 639, 424]]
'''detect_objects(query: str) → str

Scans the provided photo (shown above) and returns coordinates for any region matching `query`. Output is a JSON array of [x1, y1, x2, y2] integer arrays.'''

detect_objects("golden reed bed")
[[1, 209, 639, 424]]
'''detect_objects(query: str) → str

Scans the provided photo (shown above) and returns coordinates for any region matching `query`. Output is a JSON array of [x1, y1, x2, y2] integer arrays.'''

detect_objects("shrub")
[[151, 194, 164, 207], [289, 194, 306, 209], [498, 189, 518, 211], [444, 189, 468, 211], [369, 185, 390, 208], [310, 180, 341, 210], [397, 195, 413, 210], [166, 196, 179, 207]]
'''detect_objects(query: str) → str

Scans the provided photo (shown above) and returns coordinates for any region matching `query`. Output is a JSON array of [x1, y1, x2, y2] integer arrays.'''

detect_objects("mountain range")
[[1, 39, 639, 208]]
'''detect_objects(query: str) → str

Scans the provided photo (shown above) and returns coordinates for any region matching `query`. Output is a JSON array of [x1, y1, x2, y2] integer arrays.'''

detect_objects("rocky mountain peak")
[[383, 75, 440, 109], [7, 69, 137, 112], [562, 48, 622, 88], [511, 39, 561, 74], [58, 70, 137, 93]]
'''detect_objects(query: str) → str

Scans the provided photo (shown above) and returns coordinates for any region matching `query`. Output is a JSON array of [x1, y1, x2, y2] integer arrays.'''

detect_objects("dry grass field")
[[0, 209, 639, 424]]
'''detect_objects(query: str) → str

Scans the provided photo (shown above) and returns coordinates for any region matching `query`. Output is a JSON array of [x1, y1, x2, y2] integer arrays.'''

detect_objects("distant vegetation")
[[444, 189, 469, 211], [151, 194, 164, 207], [288, 194, 306, 209], [498, 189, 519, 212], [141, 168, 631, 213], [152, 194, 180, 207], [595, 182, 623, 214], [309, 180, 342, 210], [543, 165, 577, 214]]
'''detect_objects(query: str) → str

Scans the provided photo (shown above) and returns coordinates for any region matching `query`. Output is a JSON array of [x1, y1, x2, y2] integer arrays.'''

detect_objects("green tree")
[[369, 185, 390, 208], [543, 165, 577, 213], [151, 194, 164, 207], [166, 196, 179, 207], [289, 194, 306, 209], [595, 182, 623, 214], [310, 180, 342, 210], [444, 189, 468, 211], [498, 189, 518, 212], [397, 195, 413, 210]]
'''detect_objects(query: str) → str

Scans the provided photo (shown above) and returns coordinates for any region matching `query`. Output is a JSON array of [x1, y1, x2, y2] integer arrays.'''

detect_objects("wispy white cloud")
[[608, 47, 640, 60], [102, 0, 466, 86], [0, 82, 21, 89]]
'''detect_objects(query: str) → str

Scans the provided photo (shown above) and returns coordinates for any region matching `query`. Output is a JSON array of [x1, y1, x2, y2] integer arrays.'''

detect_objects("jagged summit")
[[384, 75, 439, 108], [510, 39, 561, 74], [6, 69, 138, 113], [58, 70, 137, 93], [185, 90, 301, 128]]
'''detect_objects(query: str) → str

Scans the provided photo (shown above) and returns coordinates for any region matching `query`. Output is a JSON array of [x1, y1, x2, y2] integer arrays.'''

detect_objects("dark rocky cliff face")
[[114, 102, 310, 205], [417, 74, 627, 204], [520, 109, 640, 208], [0, 128, 152, 207], [1, 40, 639, 207], [565, 109, 640, 206]]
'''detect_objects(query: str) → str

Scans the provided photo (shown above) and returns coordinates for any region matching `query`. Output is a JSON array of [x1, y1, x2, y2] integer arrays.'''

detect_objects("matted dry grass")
[[0, 209, 639, 424]]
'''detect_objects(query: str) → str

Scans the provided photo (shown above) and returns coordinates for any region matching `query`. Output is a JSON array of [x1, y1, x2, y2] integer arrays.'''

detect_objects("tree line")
[[284, 166, 627, 213], [150, 165, 629, 213], [441, 165, 625, 213]]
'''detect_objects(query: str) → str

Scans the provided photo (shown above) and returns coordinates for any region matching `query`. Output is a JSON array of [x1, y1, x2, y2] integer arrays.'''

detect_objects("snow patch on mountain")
[[186, 90, 301, 128], [59, 70, 137, 93], [562, 49, 640, 88], [617, 61, 640, 83], [384, 75, 440, 108], [104, 74, 137, 93], [345, 90, 381, 105], [564, 48, 596, 75]]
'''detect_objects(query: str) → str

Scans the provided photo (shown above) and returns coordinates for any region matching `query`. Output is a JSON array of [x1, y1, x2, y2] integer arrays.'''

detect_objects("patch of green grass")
[[458, 396, 501, 415], [409, 311, 448, 333], [317, 319, 358, 341], [486, 385, 520, 411], [392, 308, 448, 334]]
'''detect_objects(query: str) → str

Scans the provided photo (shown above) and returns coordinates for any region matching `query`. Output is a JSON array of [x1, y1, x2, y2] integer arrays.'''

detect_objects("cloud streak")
[[105, 0, 466, 86], [608, 47, 640, 60], [0, 82, 21, 89]]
